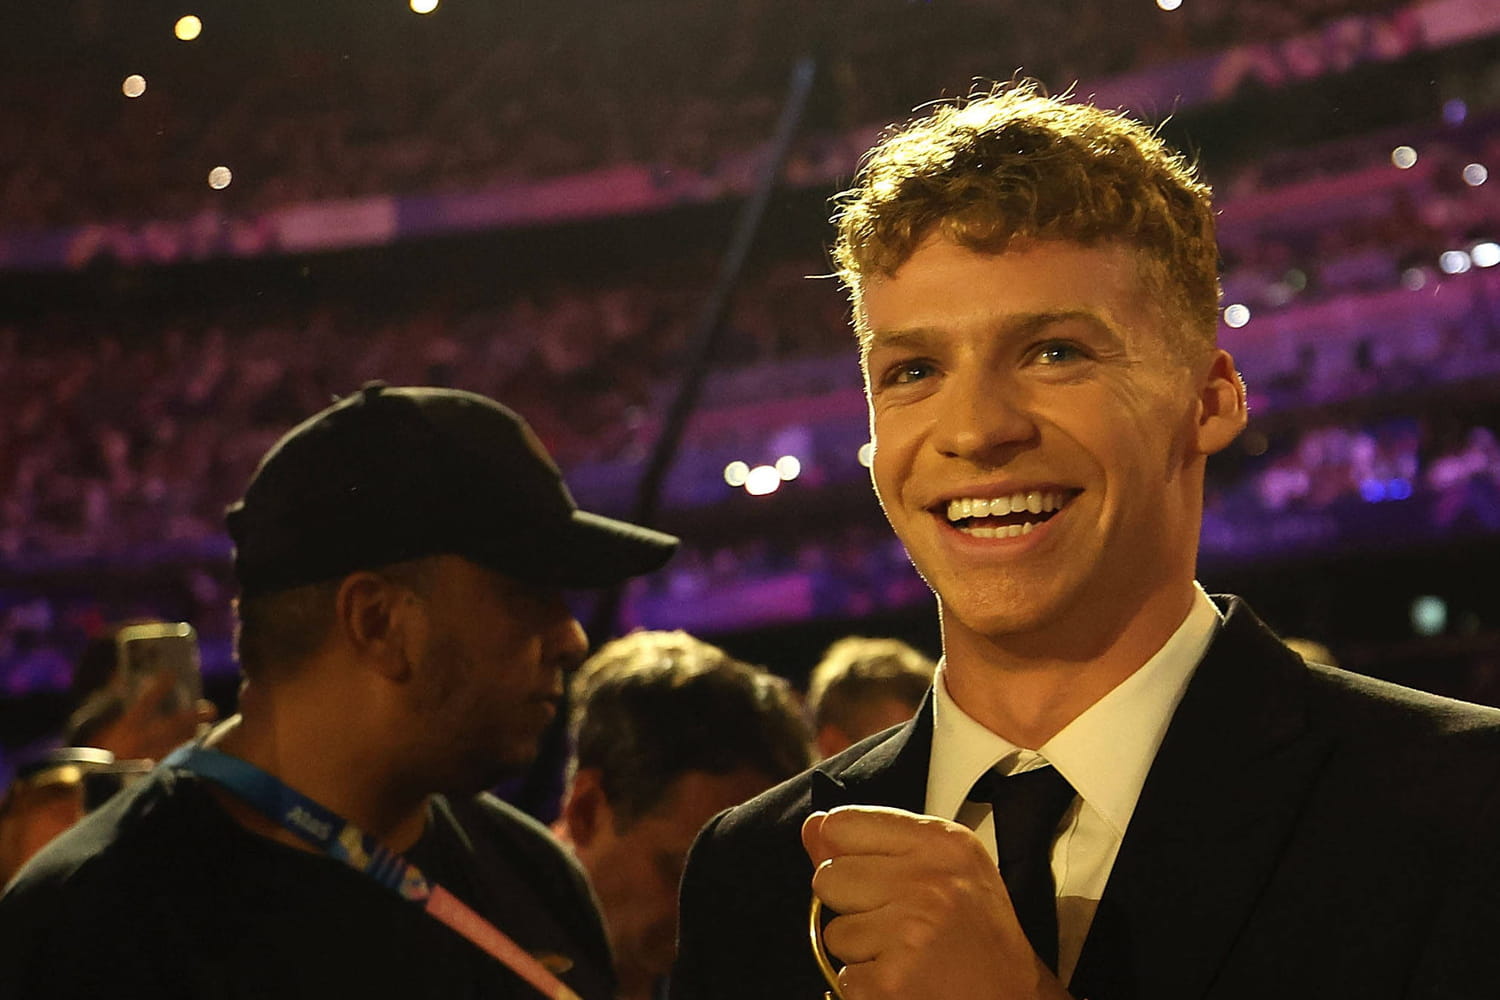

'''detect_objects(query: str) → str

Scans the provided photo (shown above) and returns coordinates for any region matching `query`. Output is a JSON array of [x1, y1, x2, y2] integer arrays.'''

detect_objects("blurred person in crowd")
[[807, 636, 935, 758], [0, 621, 215, 884], [64, 620, 218, 762], [555, 629, 813, 1000], [0, 749, 148, 887], [672, 83, 1500, 1000], [0, 383, 678, 999]]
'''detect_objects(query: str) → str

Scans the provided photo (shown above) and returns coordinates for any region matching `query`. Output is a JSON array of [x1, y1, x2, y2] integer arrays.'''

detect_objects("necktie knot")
[[968, 763, 1076, 863]]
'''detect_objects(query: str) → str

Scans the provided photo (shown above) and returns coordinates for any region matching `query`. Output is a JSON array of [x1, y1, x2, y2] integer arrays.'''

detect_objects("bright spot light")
[[723, 461, 749, 488], [207, 165, 233, 190], [1463, 163, 1489, 187], [1156, 0, 1182, 9], [857, 442, 874, 468], [1439, 250, 1472, 275], [775, 455, 801, 481], [122, 74, 147, 98], [175, 15, 203, 41], [1411, 595, 1447, 637], [1223, 303, 1251, 328], [410, 0, 439, 11], [1401, 267, 1427, 291], [1471, 242, 1500, 269], [744, 465, 781, 496], [1391, 145, 1418, 170]]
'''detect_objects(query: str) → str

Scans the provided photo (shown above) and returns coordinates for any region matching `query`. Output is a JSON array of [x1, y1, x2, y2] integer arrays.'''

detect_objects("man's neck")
[[940, 584, 1198, 748], [204, 712, 431, 854]]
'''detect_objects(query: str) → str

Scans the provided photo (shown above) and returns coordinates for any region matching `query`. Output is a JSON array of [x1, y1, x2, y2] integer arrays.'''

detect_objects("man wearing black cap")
[[0, 384, 678, 1000]]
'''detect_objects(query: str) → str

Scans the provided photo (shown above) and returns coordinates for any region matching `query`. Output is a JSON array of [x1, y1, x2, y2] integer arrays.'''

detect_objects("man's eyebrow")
[[866, 310, 1118, 351]]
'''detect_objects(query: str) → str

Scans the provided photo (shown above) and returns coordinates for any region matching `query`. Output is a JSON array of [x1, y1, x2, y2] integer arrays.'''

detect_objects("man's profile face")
[[411, 557, 586, 790], [860, 236, 1227, 652]]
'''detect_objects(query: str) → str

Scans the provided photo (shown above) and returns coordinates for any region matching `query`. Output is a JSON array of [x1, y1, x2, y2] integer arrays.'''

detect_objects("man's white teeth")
[[968, 522, 1035, 539], [945, 490, 1066, 524]]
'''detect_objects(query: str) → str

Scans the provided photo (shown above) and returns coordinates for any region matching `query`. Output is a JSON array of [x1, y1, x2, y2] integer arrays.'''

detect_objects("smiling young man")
[[670, 85, 1500, 1000]]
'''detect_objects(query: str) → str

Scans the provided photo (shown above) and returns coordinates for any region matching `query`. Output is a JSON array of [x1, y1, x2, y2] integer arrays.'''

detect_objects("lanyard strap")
[[163, 745, 580, 1000]]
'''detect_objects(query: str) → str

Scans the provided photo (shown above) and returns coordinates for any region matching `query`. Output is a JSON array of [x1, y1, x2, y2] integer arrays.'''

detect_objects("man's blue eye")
[[1035, 342, 1084, 364]]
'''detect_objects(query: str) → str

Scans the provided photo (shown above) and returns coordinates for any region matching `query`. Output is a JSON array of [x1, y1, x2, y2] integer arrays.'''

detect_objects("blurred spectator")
[[806, 636, 935, 758], [63, 621, 217, 762], [555, 629, 813, 1000]]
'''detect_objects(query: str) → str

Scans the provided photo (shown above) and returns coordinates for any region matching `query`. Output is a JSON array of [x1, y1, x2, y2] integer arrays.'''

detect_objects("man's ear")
[[559, 767, 611, 850], [334, 572, 426, 683], [1194, 348, 1249, 457]]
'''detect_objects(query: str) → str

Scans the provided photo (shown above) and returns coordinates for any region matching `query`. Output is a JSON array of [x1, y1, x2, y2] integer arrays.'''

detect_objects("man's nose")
[[549, 612, 589, 670], [930, 368, 1037, 463]]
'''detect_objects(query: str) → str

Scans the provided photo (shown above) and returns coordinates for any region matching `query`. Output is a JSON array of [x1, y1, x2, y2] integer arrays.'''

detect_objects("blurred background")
[[3, 0, 1500, 777]]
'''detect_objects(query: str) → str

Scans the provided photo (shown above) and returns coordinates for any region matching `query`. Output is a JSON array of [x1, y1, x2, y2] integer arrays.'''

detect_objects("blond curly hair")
[[832, 82, 1219, 357]]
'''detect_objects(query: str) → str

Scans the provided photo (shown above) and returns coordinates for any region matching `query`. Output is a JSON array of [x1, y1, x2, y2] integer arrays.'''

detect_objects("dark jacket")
[[672, 598, 1500, 1000]]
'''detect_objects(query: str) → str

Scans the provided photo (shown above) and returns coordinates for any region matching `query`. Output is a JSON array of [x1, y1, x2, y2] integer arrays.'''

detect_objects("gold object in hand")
[[808, 895, 847, 1000]]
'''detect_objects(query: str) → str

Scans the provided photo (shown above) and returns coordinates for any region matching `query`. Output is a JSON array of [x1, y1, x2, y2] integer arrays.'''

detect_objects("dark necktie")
[[967, 764, 1076, 972]]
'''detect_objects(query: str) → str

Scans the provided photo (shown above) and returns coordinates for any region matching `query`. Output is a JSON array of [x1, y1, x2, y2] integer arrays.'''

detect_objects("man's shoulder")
[[435, 790, 600, 910], [1300, 659, 1500, 773], [443, 789, 573, 858], [3, 767, 201, 904], [1217, 595, 1500, 750]]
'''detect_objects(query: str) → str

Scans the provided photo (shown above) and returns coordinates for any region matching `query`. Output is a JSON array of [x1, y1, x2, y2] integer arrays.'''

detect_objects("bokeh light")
[[1471, 242, 1500, 269], [207, 165, 233, 190], [723, 461, 749, 488], [1463, 163, 1489, 187], [410, 0, 440, 12], [744, 465, 781, 496], [121, 75, 147, 99], [1411, 595, 1447, 637], [857, 442, 874, 468], [1156, 0, 1183, 9], [1223, 303, 1250, 328], [1438, 250, 1472, 275], [774, 455, 801, 482], [175, 15, 203, 41], [1390, 145, 1418, 169], [1400, 267, 1428, 291]]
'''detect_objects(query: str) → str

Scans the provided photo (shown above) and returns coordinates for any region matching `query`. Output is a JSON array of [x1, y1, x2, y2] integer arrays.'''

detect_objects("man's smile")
[[933, 488, 1082, 538]]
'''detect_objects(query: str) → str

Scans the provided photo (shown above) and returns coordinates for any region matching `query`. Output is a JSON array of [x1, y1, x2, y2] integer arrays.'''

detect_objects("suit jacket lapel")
[[1070, 598, 1335, 1000], [812, 689, 935, 814]]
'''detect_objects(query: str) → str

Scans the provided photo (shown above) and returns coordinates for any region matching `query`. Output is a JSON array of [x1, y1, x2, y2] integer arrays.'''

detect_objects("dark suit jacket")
[[671, 598, 1500, 1000]]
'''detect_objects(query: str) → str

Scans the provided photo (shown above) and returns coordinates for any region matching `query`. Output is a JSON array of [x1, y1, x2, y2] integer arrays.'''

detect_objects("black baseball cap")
[[226, 383, 678, 596]]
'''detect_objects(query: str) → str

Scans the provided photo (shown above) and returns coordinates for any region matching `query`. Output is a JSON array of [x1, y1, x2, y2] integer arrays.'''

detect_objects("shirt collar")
[[927, 584, 1223, 836]]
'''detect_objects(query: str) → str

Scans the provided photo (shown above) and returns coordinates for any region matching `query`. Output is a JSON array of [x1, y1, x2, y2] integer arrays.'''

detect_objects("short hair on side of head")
[[569, 630, 814, 829], [832, 80, 1220, 358], [806, 636, 935, 734], [234, 557, 437, 682]]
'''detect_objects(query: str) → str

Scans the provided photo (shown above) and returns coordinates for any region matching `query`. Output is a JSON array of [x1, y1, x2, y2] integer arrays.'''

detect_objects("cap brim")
[[534, 509, 679, 588]]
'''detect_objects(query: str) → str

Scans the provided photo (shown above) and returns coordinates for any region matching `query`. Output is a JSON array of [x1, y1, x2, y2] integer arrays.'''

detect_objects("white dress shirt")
[[924, 585, 1223, 985]]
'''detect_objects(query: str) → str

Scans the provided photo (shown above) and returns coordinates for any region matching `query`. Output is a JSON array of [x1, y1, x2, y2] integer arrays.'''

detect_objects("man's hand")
[[802, 805, 1073, 1000], [91, 671, 216, 762]]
